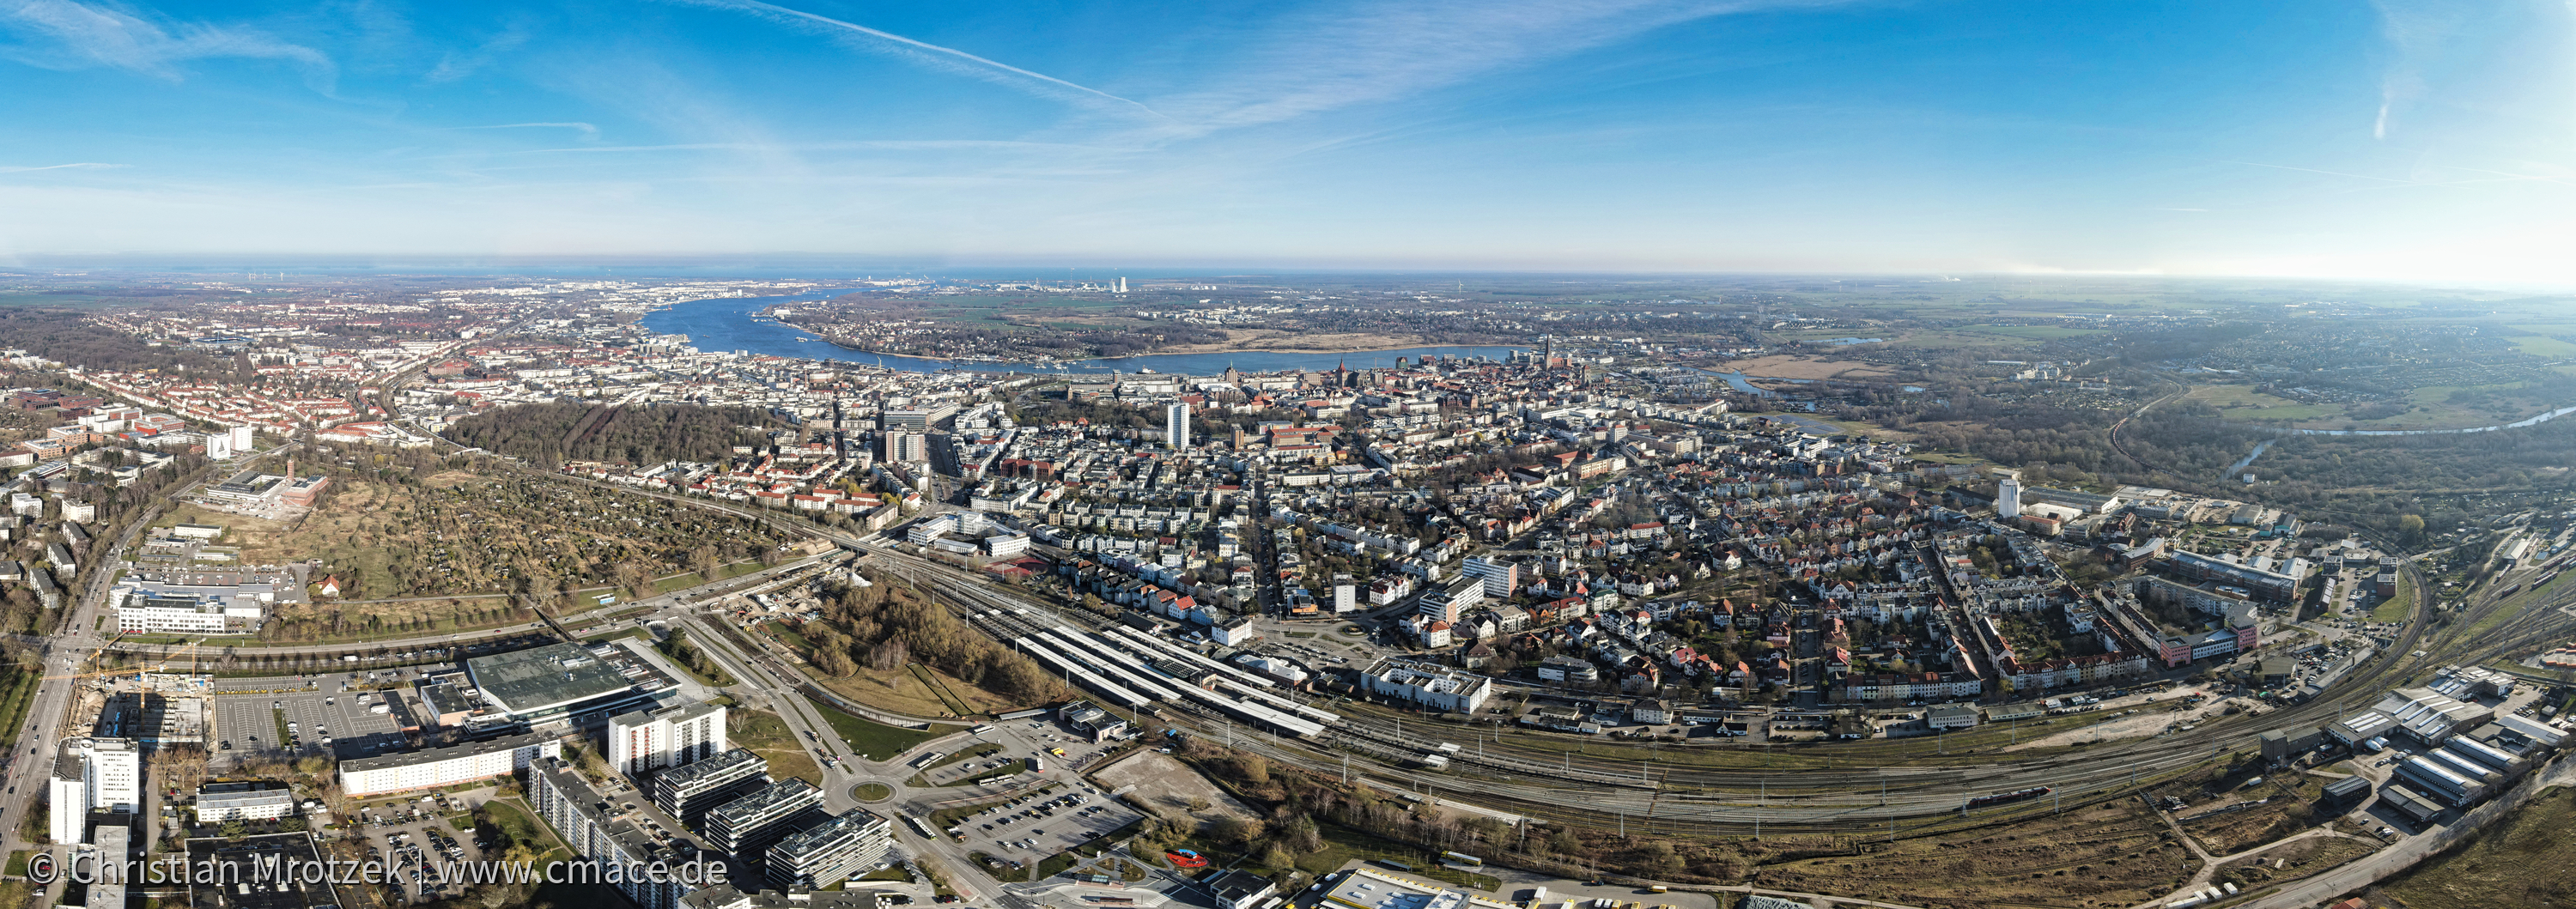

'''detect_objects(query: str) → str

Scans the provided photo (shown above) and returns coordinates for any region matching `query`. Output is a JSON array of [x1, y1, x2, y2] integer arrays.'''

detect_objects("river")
[[638, 291, 1526, 376], [2265, 404, 2576, 436]]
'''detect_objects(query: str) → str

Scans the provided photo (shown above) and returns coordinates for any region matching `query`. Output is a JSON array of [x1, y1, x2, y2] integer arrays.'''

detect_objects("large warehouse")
[[465, 643, 656, 725]]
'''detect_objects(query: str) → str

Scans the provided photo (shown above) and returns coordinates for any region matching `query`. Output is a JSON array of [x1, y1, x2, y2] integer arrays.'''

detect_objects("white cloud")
[[0, 161, 120, 173], [0, 0, 334, 89], [1139, 0, 1847, 138]]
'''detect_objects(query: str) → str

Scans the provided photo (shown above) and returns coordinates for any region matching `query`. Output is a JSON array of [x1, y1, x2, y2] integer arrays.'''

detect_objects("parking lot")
[[213, 677, 410, 760], [348, 788, 495, 904], [959, 783, 1142, 863]]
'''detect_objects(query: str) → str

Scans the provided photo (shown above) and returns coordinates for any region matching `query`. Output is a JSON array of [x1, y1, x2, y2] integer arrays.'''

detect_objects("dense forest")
[[445, 401, 780, 466], [0, 308, 232, 373], [803, 577, 1067, 703]]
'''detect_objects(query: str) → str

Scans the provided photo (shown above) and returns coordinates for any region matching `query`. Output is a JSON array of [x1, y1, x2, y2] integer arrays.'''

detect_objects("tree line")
[[446, 401, 778, 468]]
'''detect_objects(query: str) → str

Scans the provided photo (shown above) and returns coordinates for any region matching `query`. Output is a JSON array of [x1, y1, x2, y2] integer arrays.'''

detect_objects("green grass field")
[[2184, 385, 2340, 422], [2508, 336, 2576, 358], [731, 707, 826, 785], [805, 695, 962, 761], [651, 560, 766, 594]]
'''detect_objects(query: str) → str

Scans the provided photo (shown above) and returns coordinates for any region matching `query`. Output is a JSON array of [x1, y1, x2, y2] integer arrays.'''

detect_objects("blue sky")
[[2, 0, 2571, 282]]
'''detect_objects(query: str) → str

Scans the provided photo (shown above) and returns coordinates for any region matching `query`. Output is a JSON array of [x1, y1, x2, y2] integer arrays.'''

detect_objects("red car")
[[1165, 850, 1208, 869]]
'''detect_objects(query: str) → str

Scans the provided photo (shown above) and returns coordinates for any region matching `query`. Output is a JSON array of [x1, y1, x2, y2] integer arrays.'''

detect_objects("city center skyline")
[[3, 0, 2572, 284]]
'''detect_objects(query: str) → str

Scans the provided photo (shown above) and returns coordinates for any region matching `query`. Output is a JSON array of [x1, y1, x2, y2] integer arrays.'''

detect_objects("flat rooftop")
[[465, 643, 635, 714]]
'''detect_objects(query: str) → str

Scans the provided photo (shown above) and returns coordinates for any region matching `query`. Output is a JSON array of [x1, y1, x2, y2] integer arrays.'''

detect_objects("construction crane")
[[46, 637, 207, 685]]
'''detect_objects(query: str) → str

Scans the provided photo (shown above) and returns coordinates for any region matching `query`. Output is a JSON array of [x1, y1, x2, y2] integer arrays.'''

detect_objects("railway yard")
[[844, 526, 2576, 909]]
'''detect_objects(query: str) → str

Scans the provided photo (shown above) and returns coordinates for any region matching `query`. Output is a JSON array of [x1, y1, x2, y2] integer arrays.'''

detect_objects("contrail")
[[456, 122, 602, 141], [662, 0, 1170, 122]]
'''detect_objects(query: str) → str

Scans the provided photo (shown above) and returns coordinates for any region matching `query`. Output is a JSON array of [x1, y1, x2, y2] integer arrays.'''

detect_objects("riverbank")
[[1703, 355, 1894, 380], [640, 293, 1524, 375]]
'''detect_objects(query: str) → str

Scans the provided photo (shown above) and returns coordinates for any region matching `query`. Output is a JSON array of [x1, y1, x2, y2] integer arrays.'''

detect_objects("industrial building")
[[464, 643, 654, 724], [2371, 688, 2494, 744], [2391, 754, 2487, 807], [2377, 784, 2446, 822]]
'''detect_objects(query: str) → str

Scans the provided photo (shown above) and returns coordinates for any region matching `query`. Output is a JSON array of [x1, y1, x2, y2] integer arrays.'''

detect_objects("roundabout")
[[852, 781, 896, 803]]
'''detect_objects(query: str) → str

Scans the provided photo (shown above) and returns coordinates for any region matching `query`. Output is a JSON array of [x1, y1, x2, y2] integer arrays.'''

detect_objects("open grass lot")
[[2372, 588, 2415, 623], [2380, 786, 2576, 909], [482, 798, 572, 864], [731, 706, 825, 785], [2180, 773, 2330, 854], [1886, 329, 2046, 348], [815, 662, 1025, 719], [2184, 384, 2341, 423], [805, 694, 961, 761], [2211, 833, 2380, 895], [1747, 797, 2198, 909], [1291, 821, 1504, 890], [1964, 324, 2112, 339], [653, 560, 764, 593]]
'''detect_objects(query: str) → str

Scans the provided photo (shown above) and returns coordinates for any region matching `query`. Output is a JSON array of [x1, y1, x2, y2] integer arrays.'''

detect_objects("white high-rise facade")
[[1165, 403, 1191, 450], [607, 700, 728, 777], [229, 425, 256, 452], [1460, 557, 1520, 599], [51, 737, 140, 844], [884, 430, 928, 464], [1997, 471, 2022, 518]]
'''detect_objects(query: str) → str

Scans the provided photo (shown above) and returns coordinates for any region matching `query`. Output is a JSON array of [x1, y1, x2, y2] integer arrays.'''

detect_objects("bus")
[[912, 751, 947, 768], [1440, 851, 1483, 868], [902, 815, 936, 839], [970, 724, 996, 735]]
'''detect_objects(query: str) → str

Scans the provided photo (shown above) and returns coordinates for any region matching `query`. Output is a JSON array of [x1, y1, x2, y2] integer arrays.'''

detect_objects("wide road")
[[1, 442, 296, 906]]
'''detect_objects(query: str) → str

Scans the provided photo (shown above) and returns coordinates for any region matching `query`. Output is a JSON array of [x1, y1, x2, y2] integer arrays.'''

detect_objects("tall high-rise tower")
[[1996, 471, 2022, 518], [1165, 403, 1191, 450]]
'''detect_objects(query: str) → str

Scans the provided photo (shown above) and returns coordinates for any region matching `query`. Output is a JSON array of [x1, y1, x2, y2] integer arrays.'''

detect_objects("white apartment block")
[[340, 732, 562, 797], [607, 699, 727, 777]]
